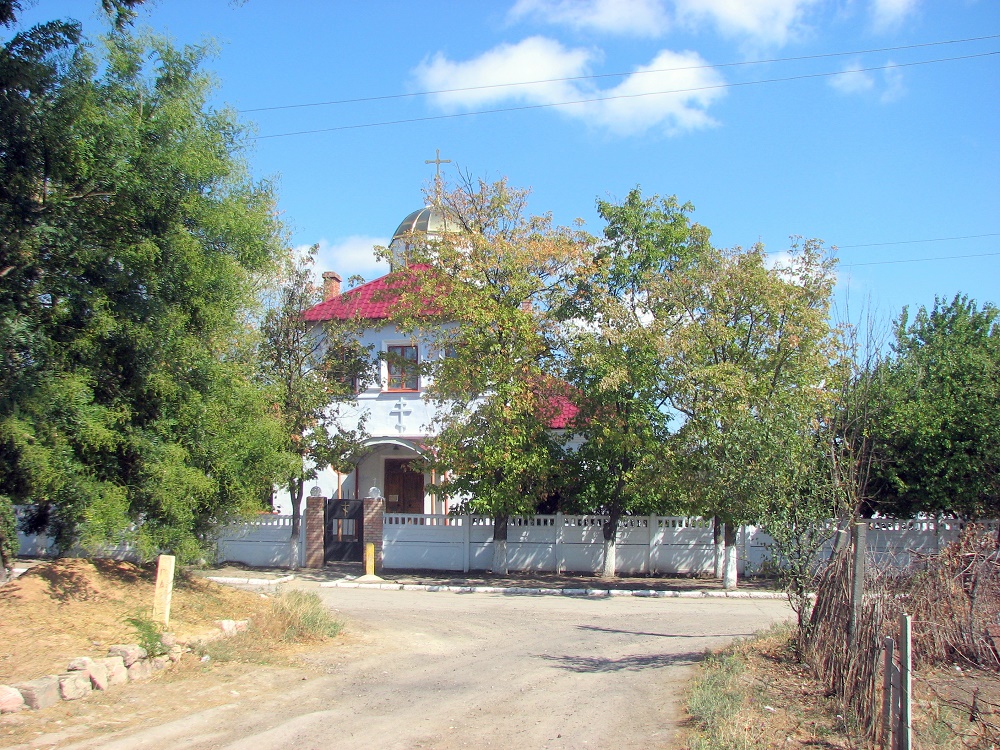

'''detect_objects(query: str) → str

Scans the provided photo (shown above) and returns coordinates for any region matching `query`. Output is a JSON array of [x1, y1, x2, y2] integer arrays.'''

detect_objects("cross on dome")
[[424, 148, 451, 205]]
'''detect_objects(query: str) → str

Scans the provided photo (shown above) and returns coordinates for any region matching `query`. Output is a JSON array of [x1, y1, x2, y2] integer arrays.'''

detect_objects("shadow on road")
[[577, 624, 755, 639], [538, 650, 703, 672]]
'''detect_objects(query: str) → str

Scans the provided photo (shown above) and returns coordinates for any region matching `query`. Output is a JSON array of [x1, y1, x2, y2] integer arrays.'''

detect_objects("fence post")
[[462, 515, 471, 573], [899, 613, 912, 750], [554, 512, 563, 574], [741, 524, 749, 576], [849, 520, 868, 646], [882, 636, 895, 749], [648, 515, 658, 575]]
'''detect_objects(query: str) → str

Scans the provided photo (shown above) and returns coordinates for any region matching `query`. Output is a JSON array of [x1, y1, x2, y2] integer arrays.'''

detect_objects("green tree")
[[873, 295, 1000, 520], [560, 189, 710, 577], [387, 175, 593, 573], [662, 240, 839, 588], [257, 246, 374, 562], [0, 16, 288, 560]]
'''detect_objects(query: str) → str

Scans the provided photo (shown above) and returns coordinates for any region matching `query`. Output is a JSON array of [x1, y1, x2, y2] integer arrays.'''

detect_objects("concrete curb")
[[318, 580, 787, 599], [206, 575, 295, 586]]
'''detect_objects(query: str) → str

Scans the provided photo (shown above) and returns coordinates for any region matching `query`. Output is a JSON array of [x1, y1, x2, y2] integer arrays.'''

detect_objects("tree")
[[0, 16, 289, 560], [662, 240, 839, 588], [257, 246, 374, 563], [872, 295, 1000, 520], [386, 175, 593, 573], [559, 189, 709, 577]]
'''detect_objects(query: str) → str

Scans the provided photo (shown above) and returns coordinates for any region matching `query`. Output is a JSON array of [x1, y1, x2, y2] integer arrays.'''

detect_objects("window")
[[386, 345, 418, 391]]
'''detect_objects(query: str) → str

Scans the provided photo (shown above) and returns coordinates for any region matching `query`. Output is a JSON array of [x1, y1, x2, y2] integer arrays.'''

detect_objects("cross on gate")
[[389, 398, 412, 433]]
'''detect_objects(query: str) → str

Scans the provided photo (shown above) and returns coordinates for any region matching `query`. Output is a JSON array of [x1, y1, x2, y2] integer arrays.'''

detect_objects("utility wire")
[[764, 233, 1000, 256], [841, 251, 1000, 267], [240, 34, 1000, 114], [254, 51, 999, 140], [837, 233, 1000, 249]]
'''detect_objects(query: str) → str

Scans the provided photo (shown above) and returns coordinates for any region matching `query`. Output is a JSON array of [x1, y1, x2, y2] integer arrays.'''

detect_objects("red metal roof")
[[304, 267, 579, 429], [303, 265, 441, 322], [540, 392, 578, 429], [532, 378, 580, 430]]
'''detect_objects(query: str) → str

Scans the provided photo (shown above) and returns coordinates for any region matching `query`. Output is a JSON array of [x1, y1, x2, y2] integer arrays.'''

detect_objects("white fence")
[[14, 506, 996, 574], [216, 514, 302, 568], [384, 514, 998, 575], [14, 508, 302, 568]]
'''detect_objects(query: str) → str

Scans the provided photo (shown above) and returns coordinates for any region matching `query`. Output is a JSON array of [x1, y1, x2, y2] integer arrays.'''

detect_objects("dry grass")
[[194, 589, 341, 664], [682, 625, 999, 750], [803, 525, 999, 748]]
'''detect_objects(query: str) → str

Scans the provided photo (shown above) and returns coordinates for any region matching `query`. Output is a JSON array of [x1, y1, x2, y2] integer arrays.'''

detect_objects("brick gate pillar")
[[304, 494, 327, 569], [362, 494, 385, 571]]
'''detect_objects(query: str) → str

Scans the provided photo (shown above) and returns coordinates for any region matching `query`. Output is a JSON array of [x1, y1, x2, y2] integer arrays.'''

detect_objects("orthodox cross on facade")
[[425, 148, 451, 204], [389, 398, 412, 433]]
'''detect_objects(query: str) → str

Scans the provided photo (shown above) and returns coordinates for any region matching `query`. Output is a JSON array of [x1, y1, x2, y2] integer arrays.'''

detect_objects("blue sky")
[[9, 0, 1000, 327]]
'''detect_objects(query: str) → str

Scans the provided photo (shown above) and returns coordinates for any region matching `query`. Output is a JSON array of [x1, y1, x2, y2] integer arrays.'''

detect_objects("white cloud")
[[414, 37, 593, 110], [508, 0, 670, 37], [880, 61, 905, 103], [296, 236, 390, 287], [585, 50, 726, 135], [871, 0, 919, 31], [673, 0, 820, 47], [828, 58, 905, 103], [413, 40, 725, 137], [829, 59, 875, 95]]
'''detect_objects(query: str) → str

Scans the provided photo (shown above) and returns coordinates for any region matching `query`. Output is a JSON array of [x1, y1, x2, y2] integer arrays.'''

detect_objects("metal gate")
[[325, 499, 364, 563]]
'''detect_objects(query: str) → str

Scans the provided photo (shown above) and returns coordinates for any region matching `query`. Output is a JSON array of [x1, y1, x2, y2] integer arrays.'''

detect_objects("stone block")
[[0, 685, 25, 713], [167, 645, 183, 663], [98, 656, 128, 687], [58, 672, 91, 701], [151, 656, 171, 671], [160, 632, 177, 648], [108, 644, 146, 667], [127, 659, 153, 682], [13, 676, 59, 710], [67, 657, 96, 672], [88, 662, 109, 691]]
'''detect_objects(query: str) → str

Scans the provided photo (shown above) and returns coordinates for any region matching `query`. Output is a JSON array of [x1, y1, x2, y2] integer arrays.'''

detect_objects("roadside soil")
[[0, 558, 278, 685]]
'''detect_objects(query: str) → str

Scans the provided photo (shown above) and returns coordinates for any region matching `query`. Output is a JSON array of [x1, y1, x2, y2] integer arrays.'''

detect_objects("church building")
[[295, 193, 576, 516]]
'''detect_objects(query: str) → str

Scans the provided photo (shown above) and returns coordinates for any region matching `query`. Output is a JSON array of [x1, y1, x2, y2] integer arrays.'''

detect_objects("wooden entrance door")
[[384, 458, 424, 514]]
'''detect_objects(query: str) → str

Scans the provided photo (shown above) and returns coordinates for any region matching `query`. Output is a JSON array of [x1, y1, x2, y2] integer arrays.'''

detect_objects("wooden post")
[[899, 614, 912, 750], [882, 636, 896, 749], [151, 554, 175, 627], [849, 521, 867, 645]]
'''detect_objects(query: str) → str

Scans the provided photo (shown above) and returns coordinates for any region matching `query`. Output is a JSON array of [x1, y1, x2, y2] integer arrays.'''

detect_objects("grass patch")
[[681, 623, 858, 750], [195, 589, 341, 664]]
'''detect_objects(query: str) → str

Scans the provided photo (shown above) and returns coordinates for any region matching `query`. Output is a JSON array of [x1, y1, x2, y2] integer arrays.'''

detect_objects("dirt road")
[[14, 587, 792, 750]]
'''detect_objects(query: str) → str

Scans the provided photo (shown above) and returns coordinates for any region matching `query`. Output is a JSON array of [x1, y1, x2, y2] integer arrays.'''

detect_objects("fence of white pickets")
[[14, 506, 993, 574]]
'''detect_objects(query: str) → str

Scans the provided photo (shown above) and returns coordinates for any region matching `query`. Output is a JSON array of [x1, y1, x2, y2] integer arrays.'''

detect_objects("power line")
[[254, 51, 999, 140], [240, 34, 1000, 114], [837, 233, 1000, 249], [840, 251, 1000, 268]]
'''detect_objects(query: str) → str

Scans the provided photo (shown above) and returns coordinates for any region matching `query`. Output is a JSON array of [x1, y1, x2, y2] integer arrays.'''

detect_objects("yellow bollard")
[[364, 542, 375, 577]]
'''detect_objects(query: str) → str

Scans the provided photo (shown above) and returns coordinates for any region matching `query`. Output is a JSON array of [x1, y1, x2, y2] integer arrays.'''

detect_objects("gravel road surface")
[[45, 587, 792, 750]]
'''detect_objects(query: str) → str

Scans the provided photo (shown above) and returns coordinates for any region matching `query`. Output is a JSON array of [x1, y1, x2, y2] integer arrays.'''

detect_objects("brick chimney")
[[321, 271, 342, 301]]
